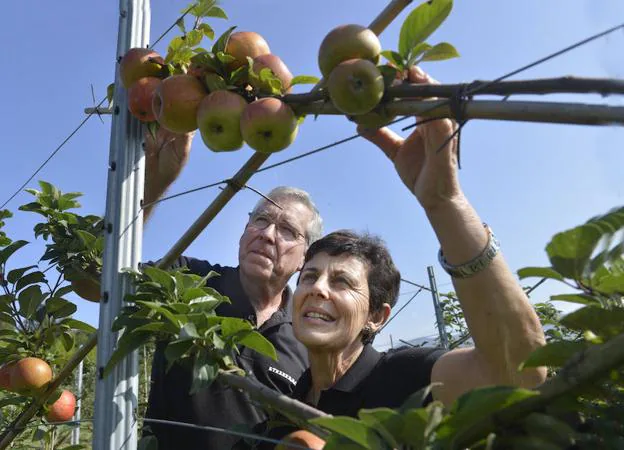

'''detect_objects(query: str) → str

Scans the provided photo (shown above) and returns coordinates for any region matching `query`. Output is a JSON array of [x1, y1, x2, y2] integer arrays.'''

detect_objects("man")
[[142, 131, 323, 449]]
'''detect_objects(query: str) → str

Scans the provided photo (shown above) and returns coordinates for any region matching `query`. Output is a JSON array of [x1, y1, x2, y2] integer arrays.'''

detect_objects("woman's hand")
[[358, 66, 462, 212]]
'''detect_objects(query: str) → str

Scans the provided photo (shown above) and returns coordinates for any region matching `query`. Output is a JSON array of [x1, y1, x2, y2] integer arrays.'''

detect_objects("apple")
[[318, 24, 381, 77], [327, 59, 385, 115], [350, 107, 396, 129], [152, 75, 207, 133], [10, 357, 53, 394], [240, 98, 298, 153], [197, 90, 248, 152], [71, 278, 101, 302], [276, 430, 325, 450], [250, 54, 293, 94], [119, 48, 166, 89], [0, 362, 16, 391], [225, 31, 271, 69], [45, 390, 77, 423], [128, 77, 161, 123]]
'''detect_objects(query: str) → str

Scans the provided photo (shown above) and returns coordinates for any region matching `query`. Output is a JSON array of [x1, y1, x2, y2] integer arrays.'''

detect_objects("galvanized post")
[[93, 1, 150, 449], [71, 360, 83, 446], [427, 266, 449, 349]]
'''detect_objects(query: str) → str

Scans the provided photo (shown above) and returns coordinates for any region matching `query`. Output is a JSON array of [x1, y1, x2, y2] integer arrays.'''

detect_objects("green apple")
[[327, 59, 385, 115], [197, 90, 248, 152], [318, 24, 381, 77], [152, 75, 207, 133], [240, 98, 298, 153], [119, 48, 166, 89]]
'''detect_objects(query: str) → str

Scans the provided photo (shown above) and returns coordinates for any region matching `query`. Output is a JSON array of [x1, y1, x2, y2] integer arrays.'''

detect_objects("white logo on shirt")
[[268, 366, 296, 385]]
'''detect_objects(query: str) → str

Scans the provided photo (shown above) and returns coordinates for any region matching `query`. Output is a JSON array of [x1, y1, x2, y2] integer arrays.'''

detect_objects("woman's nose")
[[309, 276, 330, 299]]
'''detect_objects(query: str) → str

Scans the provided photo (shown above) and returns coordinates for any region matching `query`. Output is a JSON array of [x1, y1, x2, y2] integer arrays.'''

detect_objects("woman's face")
[[293, 252, 372, 352]]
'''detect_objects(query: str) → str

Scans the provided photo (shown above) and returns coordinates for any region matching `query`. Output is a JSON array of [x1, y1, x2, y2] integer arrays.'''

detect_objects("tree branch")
[[292, 99, 624, 126]]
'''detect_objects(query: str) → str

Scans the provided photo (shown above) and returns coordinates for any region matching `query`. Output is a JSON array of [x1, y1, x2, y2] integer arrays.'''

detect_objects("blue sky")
[[0, 0, 623, 351]]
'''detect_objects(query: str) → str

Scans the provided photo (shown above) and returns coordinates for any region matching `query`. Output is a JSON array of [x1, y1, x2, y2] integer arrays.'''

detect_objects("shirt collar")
[[292, 344, 382, 399], [331, 344, 381, 392]]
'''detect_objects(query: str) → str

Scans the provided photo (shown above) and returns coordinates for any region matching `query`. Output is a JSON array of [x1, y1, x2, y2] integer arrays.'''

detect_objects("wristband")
[[438, 223, 500, 279]]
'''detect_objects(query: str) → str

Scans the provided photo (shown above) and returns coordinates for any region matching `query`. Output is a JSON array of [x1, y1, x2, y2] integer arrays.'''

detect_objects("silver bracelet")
[[438, 223, 500, 279]]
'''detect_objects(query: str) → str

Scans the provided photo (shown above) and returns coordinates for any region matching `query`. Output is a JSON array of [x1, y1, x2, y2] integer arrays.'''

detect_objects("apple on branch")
[[197, 90, 248, 152], [240, 98, 298, 153]]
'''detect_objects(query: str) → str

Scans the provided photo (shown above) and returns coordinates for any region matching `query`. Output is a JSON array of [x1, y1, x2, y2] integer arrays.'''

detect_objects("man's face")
[[238, 198, 313, 285]]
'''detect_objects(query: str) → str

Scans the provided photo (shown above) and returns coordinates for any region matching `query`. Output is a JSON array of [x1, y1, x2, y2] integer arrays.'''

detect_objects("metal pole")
[[93, 1, 150, 449], [427, 266, 449, 349], [71, 360, 84, 445]]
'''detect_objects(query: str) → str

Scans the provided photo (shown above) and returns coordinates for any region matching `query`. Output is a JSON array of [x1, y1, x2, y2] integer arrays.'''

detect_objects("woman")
[[285, 65, 546, 415], [291, 229, 445, 415]]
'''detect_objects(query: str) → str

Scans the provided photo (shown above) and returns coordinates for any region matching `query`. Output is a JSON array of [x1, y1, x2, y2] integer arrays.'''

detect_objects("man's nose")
[[258, 222, 277, 242]]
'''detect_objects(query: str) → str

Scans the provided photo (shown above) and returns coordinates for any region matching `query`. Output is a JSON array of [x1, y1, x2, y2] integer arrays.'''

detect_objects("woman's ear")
[[368, 303, 392, 333]]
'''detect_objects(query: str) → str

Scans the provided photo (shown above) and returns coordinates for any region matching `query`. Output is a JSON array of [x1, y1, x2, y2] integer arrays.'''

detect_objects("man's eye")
[[253, 217, 270, 227], [279, 225, 297, 239]]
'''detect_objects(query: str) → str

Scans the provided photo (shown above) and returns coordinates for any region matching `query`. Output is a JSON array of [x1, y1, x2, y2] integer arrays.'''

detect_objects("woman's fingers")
[[357, 125, 404, 162]]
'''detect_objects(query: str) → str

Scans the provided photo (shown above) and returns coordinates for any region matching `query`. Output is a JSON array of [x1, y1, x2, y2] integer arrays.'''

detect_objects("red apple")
[[10, 357, 53, 394], [119, 48, 166, 89], [152, 75, 207, 133], [45, 390, 77, 423], [225, 31, 271, 69], [240, 98, 298, 153], [250, 54, 293, 94], [128, 77, 161, 122]]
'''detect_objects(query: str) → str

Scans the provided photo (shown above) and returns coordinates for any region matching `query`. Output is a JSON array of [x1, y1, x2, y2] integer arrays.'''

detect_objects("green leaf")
[[407, 42, 432, 66], [46, 297, 77, 319], [142, 266, 176, 294], [104, 331, 152, 376], [420, 42, 460, 61], [517, 266, 564, 281], [546, 224, 603, 280], [204, 72, 228, 91], [400, 408, 428, 448], [74, 230, 97, 250], [398, 0, 453, 58], [399, 383, 440, 411], [15, 270, 46, 292], [63, 318, 96, 333], [520, 341, 588, 369], [380, 50, 405, 69], [106, 83, 115, 107], [221, 317, 253, 337], [164, 339, 195, 368], [310, 416, 386, 449], [438, 386, 539, 439], [560, 306, 624, 338], [197, 23, 214, 40], [205, 6, 227, 19], [212, 26, 236, 55], [0, 240, 28, 264], [235, 330, 277, 361], [550, 293, 600, 306], [61, 331, 75, 352], [133, 321, 177, 334], [357, 408, 403, 449], [6, 266, 37, 284], [18, 285, 44, 319], [290, 75, 321, 86], [190, 349, 219, 394], [185, 29, 204, 47]]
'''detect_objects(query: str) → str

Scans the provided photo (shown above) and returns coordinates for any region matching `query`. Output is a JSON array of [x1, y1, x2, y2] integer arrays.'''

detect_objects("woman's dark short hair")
[[302, 230, 401, 314]]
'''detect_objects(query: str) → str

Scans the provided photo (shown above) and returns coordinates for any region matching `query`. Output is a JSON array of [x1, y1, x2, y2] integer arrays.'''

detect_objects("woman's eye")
[[301, 273, 316, 282]]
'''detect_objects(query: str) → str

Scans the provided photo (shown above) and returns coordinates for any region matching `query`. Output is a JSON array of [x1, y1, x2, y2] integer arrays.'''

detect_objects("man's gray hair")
[[251, 186, 323, 245]]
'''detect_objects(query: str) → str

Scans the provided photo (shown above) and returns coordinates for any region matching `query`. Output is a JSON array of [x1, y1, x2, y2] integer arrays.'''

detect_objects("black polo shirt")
[[291, 344, 445, 416], [144, 256, 308, 450]]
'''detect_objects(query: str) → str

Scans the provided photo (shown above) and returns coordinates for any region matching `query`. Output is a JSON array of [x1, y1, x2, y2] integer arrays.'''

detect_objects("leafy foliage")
[[105, 265, 277, 394]]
